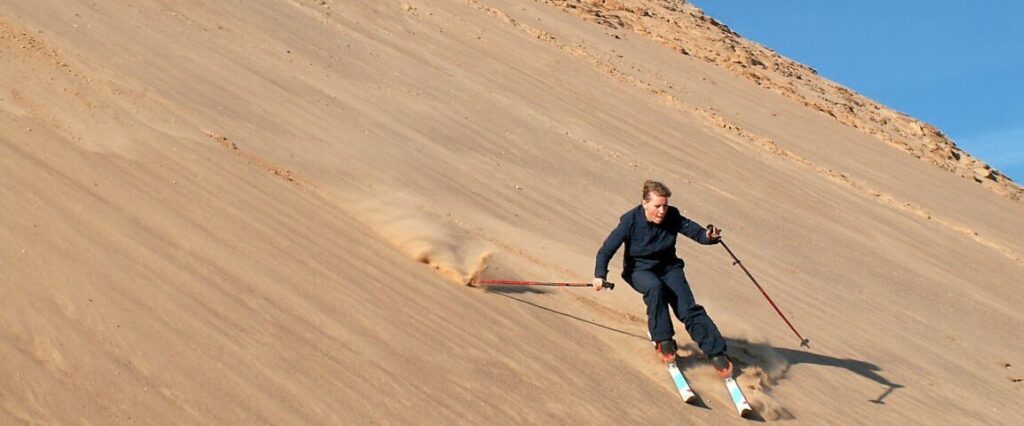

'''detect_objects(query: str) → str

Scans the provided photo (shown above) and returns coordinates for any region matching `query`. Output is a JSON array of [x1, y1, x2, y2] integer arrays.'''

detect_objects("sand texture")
[[2, 1, 1022, 424]]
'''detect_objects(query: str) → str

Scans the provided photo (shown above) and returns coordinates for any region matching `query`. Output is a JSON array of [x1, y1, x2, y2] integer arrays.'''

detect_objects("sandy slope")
[[1, 0, 1022, 424]]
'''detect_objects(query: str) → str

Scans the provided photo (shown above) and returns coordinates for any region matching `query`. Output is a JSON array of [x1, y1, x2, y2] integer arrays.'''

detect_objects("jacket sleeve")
[[595, 216, 630, 279], [678, 215, 716, 245]]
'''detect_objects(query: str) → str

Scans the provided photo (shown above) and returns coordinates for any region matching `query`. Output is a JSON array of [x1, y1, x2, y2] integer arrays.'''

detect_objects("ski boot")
[[709, 353, 734, 378], [655, 339, 677, 363]]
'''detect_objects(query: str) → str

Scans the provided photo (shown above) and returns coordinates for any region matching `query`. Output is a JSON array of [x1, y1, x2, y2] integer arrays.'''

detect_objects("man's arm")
[[679, 216, 720, 245], [595, 216, 630, 279]]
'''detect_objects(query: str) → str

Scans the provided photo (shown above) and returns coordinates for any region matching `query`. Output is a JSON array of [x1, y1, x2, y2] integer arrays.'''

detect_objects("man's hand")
[[706, 224, 722, 242], [593, 277, 607, 292]]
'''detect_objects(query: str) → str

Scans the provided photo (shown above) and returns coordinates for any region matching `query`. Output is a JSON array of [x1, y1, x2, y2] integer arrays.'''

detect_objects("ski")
[[722, 374, 753, 417], [648, 335, 698, 403], [666, 361, 698, 402]]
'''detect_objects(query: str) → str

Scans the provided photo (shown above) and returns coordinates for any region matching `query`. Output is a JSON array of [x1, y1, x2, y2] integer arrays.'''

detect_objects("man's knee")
[[631, 273, 665, 304], [643, 284, 667, 308], [660, 268, 693, 294], [631, 271, 659, 291]]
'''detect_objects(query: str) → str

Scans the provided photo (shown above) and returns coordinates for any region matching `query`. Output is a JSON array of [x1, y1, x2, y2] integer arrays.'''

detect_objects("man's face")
[[642, 194, 669, 224]]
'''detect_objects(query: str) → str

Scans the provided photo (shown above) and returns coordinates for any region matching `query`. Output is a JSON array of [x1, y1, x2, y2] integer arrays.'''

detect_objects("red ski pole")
[[472, 279, 615, 290], [719, 238, 810, 348]]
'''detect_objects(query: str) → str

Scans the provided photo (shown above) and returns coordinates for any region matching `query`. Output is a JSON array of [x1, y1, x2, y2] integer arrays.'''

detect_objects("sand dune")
[[2, 0, 1022, 424]]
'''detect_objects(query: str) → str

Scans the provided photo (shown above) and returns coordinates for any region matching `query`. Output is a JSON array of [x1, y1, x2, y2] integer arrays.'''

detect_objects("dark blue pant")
[[629, 266, 726, 356]]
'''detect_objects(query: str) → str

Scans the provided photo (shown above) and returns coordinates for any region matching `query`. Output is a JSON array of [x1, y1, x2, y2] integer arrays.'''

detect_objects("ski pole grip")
[[706, 224, 721, 243]]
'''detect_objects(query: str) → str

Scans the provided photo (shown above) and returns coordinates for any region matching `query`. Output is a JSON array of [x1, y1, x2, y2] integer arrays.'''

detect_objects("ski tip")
[[739, 407, 754, 418]]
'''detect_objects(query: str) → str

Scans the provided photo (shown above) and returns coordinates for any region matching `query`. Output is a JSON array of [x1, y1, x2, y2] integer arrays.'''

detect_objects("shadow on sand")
[[727, 338, 904, 405], [487, 288, 904, 407], [484, 287, 649, 340]]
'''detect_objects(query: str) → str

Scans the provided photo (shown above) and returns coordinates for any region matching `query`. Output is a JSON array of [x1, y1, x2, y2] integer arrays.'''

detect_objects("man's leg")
[[629, 270, 675, 343], [660, 267, 727, 356]]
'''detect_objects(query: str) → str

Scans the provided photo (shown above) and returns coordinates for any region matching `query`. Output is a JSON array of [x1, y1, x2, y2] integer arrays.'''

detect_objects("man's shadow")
[[725, 339, 904, 404], [485, 286, 903, 406]]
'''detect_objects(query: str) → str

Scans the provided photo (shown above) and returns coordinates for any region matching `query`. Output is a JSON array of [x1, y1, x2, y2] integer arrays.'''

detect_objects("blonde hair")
[[642, 180, 672, 201]]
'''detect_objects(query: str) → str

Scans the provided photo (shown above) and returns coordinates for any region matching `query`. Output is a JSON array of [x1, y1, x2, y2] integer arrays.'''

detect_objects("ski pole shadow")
[[869, 384, 902, 405], [726, 338, 904, 404], [479, 285, 547, 295], [487, 292, 649, 341]]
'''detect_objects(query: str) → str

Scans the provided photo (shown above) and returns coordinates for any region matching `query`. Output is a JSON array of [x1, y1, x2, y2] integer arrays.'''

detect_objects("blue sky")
[[689, 1, 1024, 182]]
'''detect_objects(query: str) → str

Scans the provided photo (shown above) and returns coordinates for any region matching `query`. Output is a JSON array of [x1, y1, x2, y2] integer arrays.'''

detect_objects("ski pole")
[[717, 236, 810, 348], [473, 279, 615, 290]]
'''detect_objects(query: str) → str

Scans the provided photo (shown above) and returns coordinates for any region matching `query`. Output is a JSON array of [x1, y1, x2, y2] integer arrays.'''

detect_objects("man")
[[594, 180, 732, 376]]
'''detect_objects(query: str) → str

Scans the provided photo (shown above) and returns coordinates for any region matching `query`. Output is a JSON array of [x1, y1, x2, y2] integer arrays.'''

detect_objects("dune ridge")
[[542, 0, 1023, 201]]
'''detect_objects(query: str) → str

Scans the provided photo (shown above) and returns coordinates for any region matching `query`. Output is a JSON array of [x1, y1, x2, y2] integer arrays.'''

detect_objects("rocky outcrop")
[[545, 0, 1022, 201]]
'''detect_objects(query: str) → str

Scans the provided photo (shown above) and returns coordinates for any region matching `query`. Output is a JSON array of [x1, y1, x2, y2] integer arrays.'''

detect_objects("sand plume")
[[683, 309, 793, 419], [356, 198, 493, 285]]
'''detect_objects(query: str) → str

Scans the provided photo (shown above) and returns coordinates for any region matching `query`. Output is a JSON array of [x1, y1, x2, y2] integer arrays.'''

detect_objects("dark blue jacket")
[[595, 205, 716, 280]]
